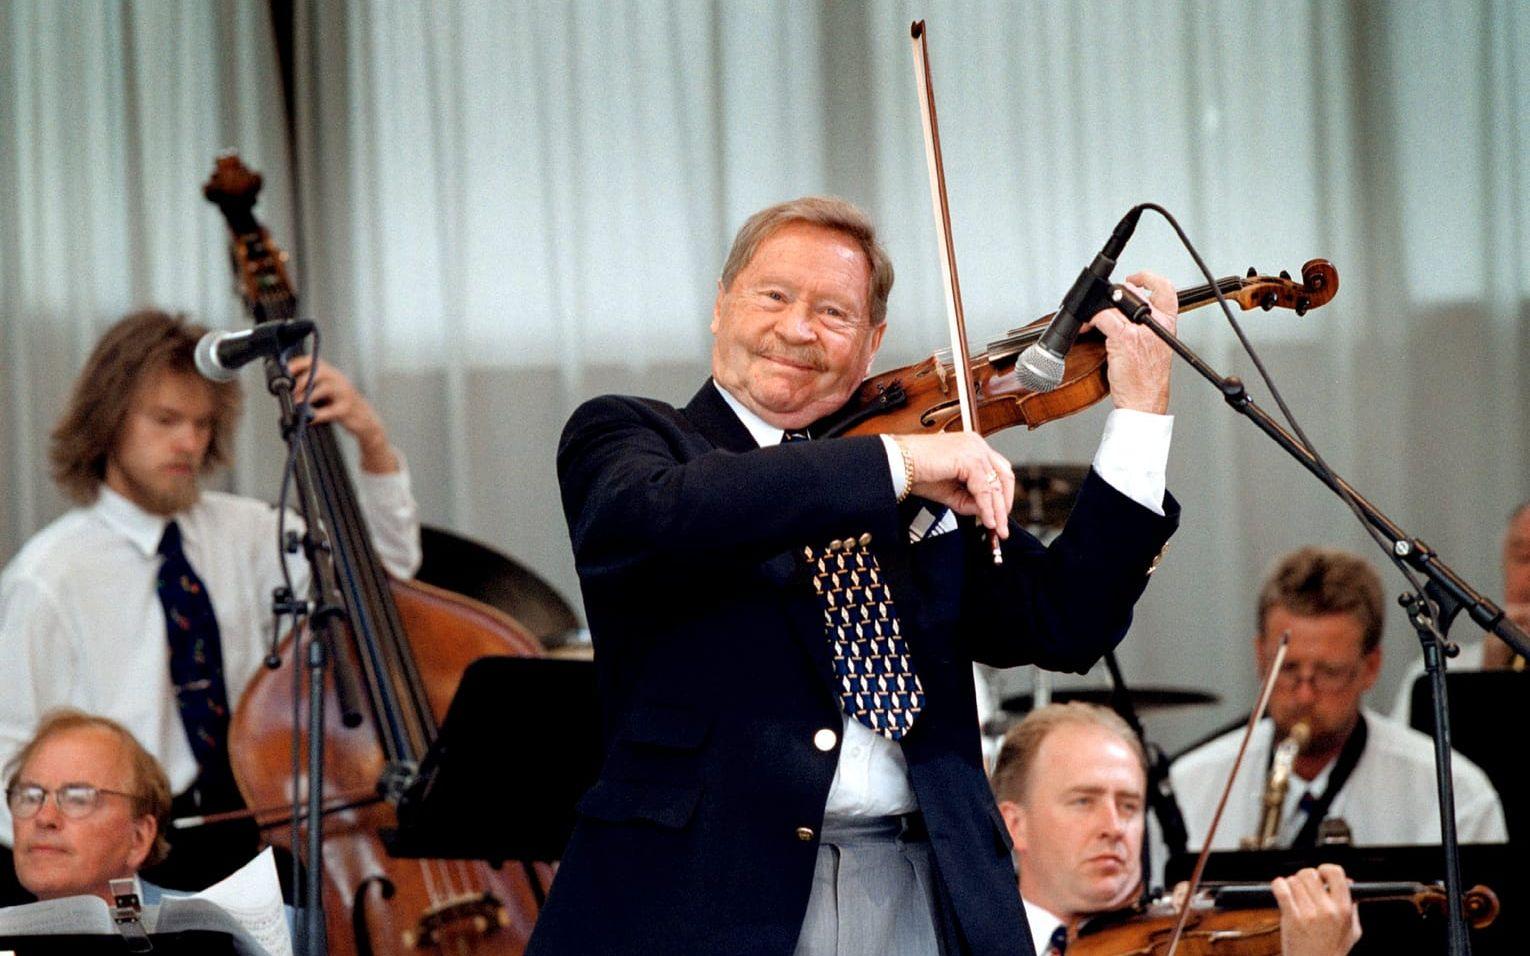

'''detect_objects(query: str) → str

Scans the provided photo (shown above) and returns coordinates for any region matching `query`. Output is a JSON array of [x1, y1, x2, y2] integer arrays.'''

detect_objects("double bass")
[[204, 155, 547, 956]]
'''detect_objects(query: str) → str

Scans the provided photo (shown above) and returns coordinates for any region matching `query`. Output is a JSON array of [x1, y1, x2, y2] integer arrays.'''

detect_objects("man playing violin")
[[0, 309, 421, 899], [1171, 547, 1506, 853], [535, 196, 1181, 955], [993, 702, 1360, 956]]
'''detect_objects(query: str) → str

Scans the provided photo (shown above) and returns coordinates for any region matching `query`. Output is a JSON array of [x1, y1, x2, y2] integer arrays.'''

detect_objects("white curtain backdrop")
[[3, 0, 1527, 750], [0, 0, 295, 547]]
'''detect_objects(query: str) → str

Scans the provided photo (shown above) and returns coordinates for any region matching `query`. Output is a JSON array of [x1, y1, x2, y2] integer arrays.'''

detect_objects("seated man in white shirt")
[[4, 709, 170, 904], [1388, 499, 1530, 721], [0, 309, 422, 893], [992, 702, 1360, 956], [1173, 547, 1506, 853]]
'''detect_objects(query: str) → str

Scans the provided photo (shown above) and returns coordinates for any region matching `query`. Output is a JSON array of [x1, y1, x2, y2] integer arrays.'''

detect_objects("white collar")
[[712, 379, 783, 448], [91, 485, 179, 558], [1021, 896, 1066, 955]]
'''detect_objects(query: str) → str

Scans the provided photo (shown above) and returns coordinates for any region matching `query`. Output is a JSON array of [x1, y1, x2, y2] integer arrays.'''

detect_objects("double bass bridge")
[[401, 891, 510, 949]]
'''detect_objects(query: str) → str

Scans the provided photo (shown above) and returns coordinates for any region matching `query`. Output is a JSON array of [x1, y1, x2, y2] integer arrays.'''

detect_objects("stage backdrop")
[[3, 0, 1527, 751]]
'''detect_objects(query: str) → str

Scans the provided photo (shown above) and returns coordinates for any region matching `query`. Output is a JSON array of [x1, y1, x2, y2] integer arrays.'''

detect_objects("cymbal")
[[1000, 685, 1220, 715], [1010, 462, 1090, 530]]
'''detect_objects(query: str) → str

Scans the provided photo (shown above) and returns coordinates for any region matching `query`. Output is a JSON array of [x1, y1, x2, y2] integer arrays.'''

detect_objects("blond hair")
[[50, 309, 242, 502], [990, 702, 1146, 805], [4, 709, 173, 867]]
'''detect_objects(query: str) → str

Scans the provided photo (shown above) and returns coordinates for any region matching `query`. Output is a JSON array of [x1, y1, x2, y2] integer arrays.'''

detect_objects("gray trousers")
[[791, 814, 954, 956]]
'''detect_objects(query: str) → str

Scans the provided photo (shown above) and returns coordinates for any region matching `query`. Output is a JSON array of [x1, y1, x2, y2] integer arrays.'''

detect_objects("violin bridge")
[[931, 352, 951, 394]]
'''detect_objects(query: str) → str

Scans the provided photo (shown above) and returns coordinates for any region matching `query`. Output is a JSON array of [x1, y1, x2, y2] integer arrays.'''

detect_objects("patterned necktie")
[[1046, 924, 1069, 955], [156, 520, 232, 767], [785, 429, 924, 739]]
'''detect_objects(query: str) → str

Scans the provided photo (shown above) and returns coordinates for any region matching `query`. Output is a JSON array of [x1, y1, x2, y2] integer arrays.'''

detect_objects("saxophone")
[[1244, 721, 1310, 850]]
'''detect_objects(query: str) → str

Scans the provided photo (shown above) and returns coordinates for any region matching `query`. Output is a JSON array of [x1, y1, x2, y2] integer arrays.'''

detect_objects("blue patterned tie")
[[784, 430, 924, 739], [156, 521, 232, 767], [1047, 924, 1069, 955]]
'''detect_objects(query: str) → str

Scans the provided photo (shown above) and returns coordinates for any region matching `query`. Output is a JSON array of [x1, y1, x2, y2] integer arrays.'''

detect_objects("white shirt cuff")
[[879, 434, 907, 501], [1091, 408, 1172, 516]]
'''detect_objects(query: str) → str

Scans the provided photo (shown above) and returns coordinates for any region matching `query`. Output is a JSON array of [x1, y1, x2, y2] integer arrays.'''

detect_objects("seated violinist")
[[4, 709, 170, 904], [992, 702, 1360, 956]]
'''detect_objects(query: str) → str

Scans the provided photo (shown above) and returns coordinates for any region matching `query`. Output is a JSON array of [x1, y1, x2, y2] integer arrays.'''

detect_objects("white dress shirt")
[[1169, 709, 1507, 854], [0, 469, 420, 843], [1022, 897, 1067, 955], [715, 381, 1172, 816]]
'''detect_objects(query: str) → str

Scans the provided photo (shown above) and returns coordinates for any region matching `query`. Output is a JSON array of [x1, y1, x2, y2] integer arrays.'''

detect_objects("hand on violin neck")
[[1087, 270, 1177, 416], [1272, 864, 1361, 956], [288, 355, 401, 473], [891, 432, 1013, 538]]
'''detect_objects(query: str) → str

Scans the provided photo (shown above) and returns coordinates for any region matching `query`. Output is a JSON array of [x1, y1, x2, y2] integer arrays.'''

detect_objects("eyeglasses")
[[5, 783, 142, 820], [1270, 661, 1361, 693]]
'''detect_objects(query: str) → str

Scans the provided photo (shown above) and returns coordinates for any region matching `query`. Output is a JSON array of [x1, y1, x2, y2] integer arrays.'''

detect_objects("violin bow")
[[909, 21, 1002, 564], [1164, 632, 1291, 956]]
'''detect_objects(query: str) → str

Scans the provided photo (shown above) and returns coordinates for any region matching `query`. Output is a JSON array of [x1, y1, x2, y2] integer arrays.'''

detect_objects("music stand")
[[1410, 670, 1530, 842], [0, 933, 239, 955], [385, 656, 601, 864]]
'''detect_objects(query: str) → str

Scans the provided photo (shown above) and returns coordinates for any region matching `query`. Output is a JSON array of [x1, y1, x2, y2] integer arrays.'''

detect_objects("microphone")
[[194, 320, 315, 382], [1016, 207, 1143, 392]]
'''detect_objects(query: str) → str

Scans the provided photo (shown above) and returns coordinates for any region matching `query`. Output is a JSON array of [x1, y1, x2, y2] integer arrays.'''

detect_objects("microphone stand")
[[1113, 288, 1529, 956], [261, 351, 363, 956]]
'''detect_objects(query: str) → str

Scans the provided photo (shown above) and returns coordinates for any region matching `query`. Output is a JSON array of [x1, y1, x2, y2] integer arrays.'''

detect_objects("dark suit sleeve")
[[558, 395, 899, 580], [957, 469, 1180, 671]]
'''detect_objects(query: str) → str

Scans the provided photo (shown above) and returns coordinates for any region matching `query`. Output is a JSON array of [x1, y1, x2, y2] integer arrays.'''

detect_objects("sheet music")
[[0, 848, 292, 956], [0, 893, 115, 934], [151, 847, 293, 956]]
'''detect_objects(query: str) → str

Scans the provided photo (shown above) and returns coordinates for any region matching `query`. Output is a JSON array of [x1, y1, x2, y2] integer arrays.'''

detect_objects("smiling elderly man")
[[4, 709, 171, 904], [531, 196, 1183, 956]]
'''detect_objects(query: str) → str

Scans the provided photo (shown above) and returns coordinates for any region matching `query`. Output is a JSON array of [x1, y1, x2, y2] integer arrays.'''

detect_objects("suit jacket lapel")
[[682, 380, 840, 685], [683, 379, 759, 454]]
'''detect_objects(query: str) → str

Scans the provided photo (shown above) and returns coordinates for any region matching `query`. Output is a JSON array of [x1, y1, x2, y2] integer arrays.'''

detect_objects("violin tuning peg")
[[1296, 298, 1310, 316], [1247, 266, 1257, 278], [1279, 269, 1292, 280]]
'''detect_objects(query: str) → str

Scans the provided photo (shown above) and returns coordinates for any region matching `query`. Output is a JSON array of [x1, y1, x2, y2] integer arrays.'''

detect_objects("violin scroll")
[[1231, 260, 1338, 316]]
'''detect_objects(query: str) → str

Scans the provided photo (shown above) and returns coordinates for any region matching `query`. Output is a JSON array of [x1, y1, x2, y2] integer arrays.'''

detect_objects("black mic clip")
[[1109, 283, 1154, 323]]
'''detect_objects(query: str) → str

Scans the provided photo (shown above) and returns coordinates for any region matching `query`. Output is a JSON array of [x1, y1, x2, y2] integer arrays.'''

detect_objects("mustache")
[[759, 345, 828, 371]]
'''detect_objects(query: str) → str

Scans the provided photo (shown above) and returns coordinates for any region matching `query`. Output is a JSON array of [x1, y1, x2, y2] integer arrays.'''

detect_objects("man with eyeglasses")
[[530, 197, 1181, 956], [3, 709, 170, 904], [1170, 546, 1505, 851]]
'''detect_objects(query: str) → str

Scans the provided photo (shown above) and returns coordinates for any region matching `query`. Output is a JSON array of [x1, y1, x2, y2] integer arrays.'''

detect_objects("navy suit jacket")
[[529, 382, 1179, 956]]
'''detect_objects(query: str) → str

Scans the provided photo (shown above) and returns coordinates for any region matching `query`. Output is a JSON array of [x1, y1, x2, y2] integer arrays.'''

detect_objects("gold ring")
[[985, 471, 999, 485]]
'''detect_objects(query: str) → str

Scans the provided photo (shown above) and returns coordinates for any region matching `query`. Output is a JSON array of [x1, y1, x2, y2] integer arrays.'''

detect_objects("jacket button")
[[813, 728, 838, 751], [796, 826, 816, 841]]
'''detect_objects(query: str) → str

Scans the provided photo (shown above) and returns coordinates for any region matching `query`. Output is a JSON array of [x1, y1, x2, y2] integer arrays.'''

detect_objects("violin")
[[1068, 880, 1499, 956], [818, 260, 1338, 439]]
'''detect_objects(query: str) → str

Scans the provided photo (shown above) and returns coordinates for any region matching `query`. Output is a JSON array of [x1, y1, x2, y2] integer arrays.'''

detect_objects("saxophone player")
[[1171, 547, 1506, 851]]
